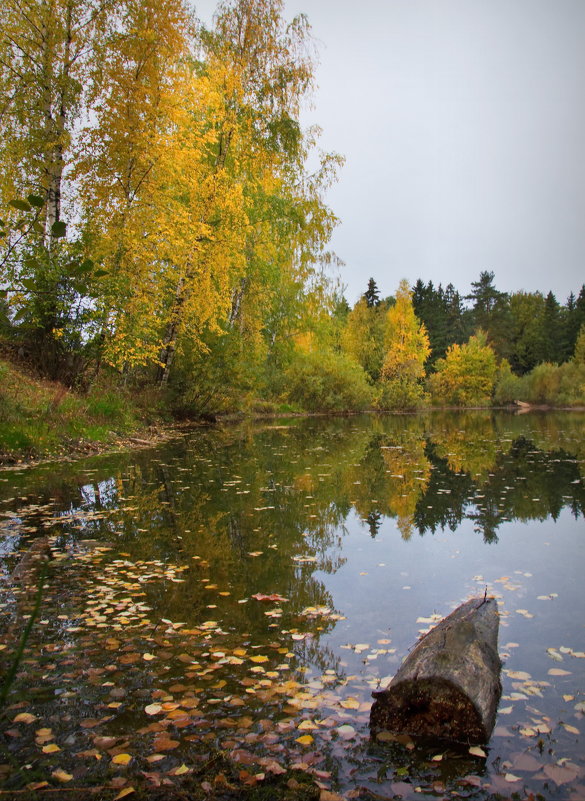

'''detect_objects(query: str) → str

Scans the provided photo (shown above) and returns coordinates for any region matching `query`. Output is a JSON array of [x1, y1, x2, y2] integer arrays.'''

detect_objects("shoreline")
[[2, 403, 584, 471]]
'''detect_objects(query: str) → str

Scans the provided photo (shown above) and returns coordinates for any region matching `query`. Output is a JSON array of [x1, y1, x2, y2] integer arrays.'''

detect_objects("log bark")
[[370, 597, 502, 744]]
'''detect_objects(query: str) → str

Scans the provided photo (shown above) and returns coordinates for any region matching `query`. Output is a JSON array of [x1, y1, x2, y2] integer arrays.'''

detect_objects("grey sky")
[[196, 0, 585, 305]]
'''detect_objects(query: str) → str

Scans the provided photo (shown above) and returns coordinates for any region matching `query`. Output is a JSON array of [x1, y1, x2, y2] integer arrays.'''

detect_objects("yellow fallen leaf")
[[144, 703, 163, 715], [504, 773, 521, 782], [171, 764, 190, 775], [563, 724, 580, 735], [469, 746, 486, 758], [249, 655, 269, 663], [13, 713, 37, 724], [113, 788, 136, 800], [298, 720, 318, 730], [507, 670, 531, 680], [431, 754, 443, 762], [52, 769, 73, 782], [42, 743, 61, 753], [339, 697, 360, 710], [112, 753, 132, 765], [295, 734, 314, 745], [548, 668, 572, 676], [142, 653, 156, 661]]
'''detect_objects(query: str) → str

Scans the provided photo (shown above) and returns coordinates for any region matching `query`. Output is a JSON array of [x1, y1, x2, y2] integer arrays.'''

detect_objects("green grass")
[[0, 358, 146, 461]]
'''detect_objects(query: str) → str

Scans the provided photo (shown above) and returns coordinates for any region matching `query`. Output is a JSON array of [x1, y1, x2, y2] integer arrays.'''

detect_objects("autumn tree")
[[341, 296, 387, 381], [428, 332, 498, 407], [175, 0, 341, 400], [378, 279, 431, 409], [0, 0, 109, 378]]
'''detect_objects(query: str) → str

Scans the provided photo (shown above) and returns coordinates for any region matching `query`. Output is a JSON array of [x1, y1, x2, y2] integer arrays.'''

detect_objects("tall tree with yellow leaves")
[[190, 0, 341, 397], [378, 279, 431, 409], [77, 0, 248, 375]]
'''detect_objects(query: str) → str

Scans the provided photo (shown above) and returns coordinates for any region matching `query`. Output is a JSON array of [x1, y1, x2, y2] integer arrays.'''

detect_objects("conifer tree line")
[[0, 0, 583, 414], [336, 272, 585, 411]]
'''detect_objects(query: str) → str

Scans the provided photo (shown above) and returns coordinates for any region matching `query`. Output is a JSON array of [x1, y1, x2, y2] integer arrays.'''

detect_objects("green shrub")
[[493, 359, 524, 404], [285, 350, 374, 412], [375, 376, 428, 411], [524, 362, 561, 404]]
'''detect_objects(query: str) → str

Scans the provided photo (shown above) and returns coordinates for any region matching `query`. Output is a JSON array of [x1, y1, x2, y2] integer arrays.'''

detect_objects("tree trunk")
[[370, 596, 502, 744]]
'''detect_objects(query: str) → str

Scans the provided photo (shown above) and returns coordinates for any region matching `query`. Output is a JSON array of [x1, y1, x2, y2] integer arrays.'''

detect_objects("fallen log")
[[370, 596, 502, 744]]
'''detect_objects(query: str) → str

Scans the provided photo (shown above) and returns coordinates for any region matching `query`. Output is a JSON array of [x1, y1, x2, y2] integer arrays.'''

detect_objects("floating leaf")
[[336, 724, 356, 740], [113, 789, 136, 800], [13, 713, 37, 724], [145, 704, 163, 715], [112, 753, 132, 765], [339, 697, 360, 710], [548, 668, 571, 676], [562, 724, 579, 734], [52, 769, 73, 782], [543, 763, 580, 785], [249, 655, 269, 663], [295, 734, 314, 745], [298, 720, 318, 730], [469, 746, 486, 758], [42, 743, 61, 753], [507, 670, 531, 680], [504, 773, 521, 782]]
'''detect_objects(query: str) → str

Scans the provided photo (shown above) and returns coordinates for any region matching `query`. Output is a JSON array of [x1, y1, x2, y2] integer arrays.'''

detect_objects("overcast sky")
[[195, 0, 585, 305]]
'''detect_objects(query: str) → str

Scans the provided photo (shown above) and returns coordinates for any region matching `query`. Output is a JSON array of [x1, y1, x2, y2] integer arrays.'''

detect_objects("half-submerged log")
[[370, 597, 502, 744]]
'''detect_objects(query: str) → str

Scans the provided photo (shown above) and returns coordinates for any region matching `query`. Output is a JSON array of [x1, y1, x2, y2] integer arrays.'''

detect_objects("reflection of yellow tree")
[[431, 412, 501, 480], [381, 423, 431, 540]]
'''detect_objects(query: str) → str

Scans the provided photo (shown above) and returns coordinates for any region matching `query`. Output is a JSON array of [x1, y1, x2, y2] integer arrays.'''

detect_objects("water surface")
[[1, 411, 584, 798]]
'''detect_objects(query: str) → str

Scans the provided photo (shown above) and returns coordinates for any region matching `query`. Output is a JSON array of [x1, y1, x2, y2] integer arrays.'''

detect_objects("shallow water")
[[0, 410, 584, 798]]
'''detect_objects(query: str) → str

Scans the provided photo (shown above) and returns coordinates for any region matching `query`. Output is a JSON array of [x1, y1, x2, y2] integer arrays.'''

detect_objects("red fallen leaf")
[[230, 748, 256, 765], [239, 770, 259, 786], [92, 736, 118, 749], [251, 593, 288, 603], [152, 736, 180, 751]]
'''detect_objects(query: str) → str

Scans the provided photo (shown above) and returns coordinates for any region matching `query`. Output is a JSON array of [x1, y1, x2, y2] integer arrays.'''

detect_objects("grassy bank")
[[0, 358, 168, 463]]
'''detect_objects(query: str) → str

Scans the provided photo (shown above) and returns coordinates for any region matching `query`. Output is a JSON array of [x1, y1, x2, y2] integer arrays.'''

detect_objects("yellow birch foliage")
[[428, 332, 497, 406], [341, 297, 387, 381], [200, 0, 340, 373], [381, 280, 431, 381], [77, 0, 247, 369]]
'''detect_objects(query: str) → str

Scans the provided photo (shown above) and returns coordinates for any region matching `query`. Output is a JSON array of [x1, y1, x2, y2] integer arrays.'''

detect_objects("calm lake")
[[1, 411, 584, 799]]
